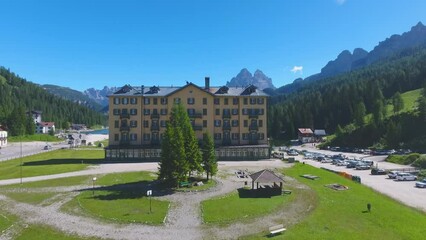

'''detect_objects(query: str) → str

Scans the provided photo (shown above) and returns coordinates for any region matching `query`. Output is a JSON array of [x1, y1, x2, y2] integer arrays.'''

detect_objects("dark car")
[[371, 168, 386, 175]]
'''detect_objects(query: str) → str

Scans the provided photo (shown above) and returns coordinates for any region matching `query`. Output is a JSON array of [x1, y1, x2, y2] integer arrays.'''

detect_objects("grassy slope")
[[63, 172, 169, 225], [202, 190, 295, 224], [244, 164, 426, 239], [0, 150, 103, 180], [8, 134, 63, 142]]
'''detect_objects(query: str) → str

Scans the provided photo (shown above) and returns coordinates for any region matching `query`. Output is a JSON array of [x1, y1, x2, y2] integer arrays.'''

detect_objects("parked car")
[[371, 168, 387, 175], [321, 158, 333, 163], [415, 178, 426, 188], [337, 161, 349, 166], [346, 161, 358, 168], [43, 145, 52, 150], [396, 172, 417, 181], [288, 151, 298, 156], [388, 171, 400, 179], [355, 164, 371, 170]]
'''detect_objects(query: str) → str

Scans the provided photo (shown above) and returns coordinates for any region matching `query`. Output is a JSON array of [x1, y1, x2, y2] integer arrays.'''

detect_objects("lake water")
[[85, 129, 109, 135]]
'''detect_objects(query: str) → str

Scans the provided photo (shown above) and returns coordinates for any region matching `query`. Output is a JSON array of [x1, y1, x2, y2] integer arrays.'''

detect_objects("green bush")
[[412, 155, 426, 169], [386, 153, 420, 165], [417, 170, 426, 179]]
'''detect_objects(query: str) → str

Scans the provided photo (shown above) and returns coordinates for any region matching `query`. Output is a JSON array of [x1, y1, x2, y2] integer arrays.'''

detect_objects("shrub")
[[412, 155, 426, 169]]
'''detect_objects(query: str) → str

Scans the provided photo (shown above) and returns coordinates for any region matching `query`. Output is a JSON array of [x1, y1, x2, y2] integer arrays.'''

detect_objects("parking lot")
[[284, 145, 426, 212]]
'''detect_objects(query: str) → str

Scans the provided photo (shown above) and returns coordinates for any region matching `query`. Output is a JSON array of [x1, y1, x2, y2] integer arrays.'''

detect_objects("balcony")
[[120, 125, 130, 132], [192, 125, 203, 131], [248, 113, 259, 119], [222, 113, 231, 119], [151, 139, 161, 146], [249, 125, 259, 131], [119, 140, 130, 146], [188, 112, 203, 118], [249, 139, 258, 145], [222, 125, 231, 131], [150, 113, 160, 119], [151, 125, 160, 131], [120, 113, 130, 119], [222, 138, 232, 146]]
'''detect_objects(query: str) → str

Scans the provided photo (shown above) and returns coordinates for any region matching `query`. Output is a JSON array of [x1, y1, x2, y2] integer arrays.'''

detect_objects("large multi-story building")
[[105, 78, 269, 161]]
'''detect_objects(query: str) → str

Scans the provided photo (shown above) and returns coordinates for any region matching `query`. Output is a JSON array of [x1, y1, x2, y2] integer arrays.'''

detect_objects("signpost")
[[147, 190, 152, 213], [92, 177, 97, 196]]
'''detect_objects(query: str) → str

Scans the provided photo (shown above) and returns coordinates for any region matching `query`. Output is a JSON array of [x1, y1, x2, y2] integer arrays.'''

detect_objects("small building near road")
[[314, 129, 327, 142], [36, 122, 56, 134], [298, 128, 314, 143], [71, 124, 87, 131], [0, 127, 7, 147], [26, 110, 42, 124]]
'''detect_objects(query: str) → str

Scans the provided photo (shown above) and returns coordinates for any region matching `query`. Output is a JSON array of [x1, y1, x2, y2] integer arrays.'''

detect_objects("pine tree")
[[201, 132, 217, 181], [392, 92, 404, 114], [353, 101, 366, 127], [25, 115, 35, 135], [7, 106, 26, 136], [170, 103, 202, 177]]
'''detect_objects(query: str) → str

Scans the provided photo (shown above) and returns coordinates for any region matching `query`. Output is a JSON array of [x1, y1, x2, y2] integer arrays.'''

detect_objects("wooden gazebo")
[[249, 169, 284, 196]]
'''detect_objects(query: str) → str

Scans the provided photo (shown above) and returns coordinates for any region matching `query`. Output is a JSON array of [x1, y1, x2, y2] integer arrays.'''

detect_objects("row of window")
[[213, 133, 265, 140], [115, 133, 265, 142], [115, 119, 263, 129], [113, 97, 266, 106], [113, 108, 265, 117]]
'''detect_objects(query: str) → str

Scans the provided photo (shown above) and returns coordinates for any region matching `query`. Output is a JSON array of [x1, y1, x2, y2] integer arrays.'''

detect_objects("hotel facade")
[[106, 78, 269, 161]]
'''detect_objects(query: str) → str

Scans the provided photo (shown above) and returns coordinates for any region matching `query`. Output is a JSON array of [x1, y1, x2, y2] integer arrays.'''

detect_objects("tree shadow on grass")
[[23, 158, 106, 166], [78, 180, 176, 200]]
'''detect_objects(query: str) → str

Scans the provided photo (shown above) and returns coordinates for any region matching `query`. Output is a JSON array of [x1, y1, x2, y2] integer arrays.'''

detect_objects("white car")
[[415, 179, 426, 188], [388, 171, 400, 179], [396, 172, 417, 181]]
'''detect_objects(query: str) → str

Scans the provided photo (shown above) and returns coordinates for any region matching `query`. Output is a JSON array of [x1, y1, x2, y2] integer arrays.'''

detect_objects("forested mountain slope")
[[268, 46, 426, 145], [0, 67, 105, 134]]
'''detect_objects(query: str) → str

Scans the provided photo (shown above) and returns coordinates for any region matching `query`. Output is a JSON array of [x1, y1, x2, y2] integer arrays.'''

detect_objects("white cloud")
[[336, 0, 346, 5], [290, 66, 303, 74]]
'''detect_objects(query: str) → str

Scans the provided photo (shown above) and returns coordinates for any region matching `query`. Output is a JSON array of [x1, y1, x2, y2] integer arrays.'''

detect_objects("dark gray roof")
[[110, 83, 268, 97], [249, 169, 284, 183], [314, 129, 327, 136]]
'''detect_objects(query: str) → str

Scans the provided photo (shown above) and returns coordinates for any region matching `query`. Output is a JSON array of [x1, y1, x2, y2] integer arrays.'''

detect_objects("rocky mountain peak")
[[227, 68, 275, 89]]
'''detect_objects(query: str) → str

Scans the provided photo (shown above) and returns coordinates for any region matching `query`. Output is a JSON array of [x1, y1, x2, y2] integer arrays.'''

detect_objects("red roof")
[[298, 128, 313, 134], [38, 122, 55, 127]]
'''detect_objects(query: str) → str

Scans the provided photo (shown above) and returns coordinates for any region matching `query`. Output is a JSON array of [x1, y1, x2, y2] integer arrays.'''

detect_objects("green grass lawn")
[[244, 163, 426, 239], [1, 175, 90, 189], [16, 224, 99, 240], [202, 188, 295, 225], [3, 191, 57, 205], [0, 212, 17, 233], [62, 171, 169, 225], [0, 150, 104, 180], [8, 134, 63, 142]]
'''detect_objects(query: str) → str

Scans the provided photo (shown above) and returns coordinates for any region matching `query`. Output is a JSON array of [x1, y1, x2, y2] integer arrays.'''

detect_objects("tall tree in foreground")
[[158, 123, 188, 186], [173, 104, 202, 176], [201, 132, 217, 181]]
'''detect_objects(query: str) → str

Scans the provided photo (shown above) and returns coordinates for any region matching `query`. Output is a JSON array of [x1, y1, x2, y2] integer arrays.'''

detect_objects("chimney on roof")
[[141, 85, 144, 94], [205, 77, 210, 89]]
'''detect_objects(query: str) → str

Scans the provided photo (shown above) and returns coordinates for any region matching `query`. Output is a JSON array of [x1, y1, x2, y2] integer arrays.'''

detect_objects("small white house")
[[36, 122, 56, 134], [0, 127, 7, 147], [26, 110, 42, 124]]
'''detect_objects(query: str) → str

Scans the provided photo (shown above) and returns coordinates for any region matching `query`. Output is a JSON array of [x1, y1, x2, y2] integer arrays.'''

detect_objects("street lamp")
[[20, 135, 23, 184], [92, 177, 97, 196], [147, 190, 152, 213]]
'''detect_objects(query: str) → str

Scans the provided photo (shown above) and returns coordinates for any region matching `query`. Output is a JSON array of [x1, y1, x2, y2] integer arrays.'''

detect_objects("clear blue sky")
[[1, 0, 426, 91]]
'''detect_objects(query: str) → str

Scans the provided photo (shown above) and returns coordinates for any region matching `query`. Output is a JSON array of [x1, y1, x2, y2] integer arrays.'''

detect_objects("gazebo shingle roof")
[[249, 169, 284, 183]]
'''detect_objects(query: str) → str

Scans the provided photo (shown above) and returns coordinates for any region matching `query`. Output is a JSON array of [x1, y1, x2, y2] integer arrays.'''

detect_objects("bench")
[[179, 181, 190, 187], [269, 224, 286, 235]]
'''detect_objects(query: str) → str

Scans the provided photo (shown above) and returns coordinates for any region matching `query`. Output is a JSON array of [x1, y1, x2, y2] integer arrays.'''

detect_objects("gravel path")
[[0, 160, 314, 239]]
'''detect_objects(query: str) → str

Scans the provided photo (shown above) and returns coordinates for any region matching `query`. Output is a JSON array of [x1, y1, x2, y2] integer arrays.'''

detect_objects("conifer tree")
[[201, 132, 217, 181]]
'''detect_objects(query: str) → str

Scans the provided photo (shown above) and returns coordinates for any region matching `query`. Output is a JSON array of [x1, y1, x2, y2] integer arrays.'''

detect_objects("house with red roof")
[[36, 122, 56, 134], [298, 128, 314, 143]]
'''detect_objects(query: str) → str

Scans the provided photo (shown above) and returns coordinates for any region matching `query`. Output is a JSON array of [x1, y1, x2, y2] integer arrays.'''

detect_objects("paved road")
[[291, 145, 426, 212], [0, 141, 70, 162]]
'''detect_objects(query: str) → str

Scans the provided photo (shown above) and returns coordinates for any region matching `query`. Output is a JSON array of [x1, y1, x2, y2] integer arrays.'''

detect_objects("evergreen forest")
[[0, 66, 106, 135], [268, 46, 426, 151]]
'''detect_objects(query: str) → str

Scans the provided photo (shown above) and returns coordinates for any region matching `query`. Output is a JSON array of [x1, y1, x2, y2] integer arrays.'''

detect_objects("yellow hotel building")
[[105, 78, 269, 161]]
